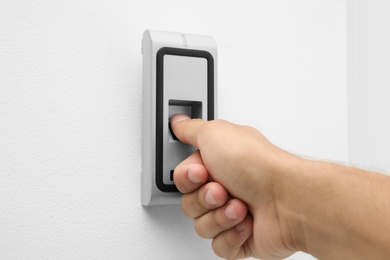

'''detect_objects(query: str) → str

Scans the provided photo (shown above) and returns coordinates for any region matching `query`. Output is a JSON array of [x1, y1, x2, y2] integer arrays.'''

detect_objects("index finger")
[[170, 114, 207, 148]]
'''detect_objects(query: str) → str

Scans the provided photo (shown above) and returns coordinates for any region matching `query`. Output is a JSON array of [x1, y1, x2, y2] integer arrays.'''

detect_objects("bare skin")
[[171, 114, 390, 260]]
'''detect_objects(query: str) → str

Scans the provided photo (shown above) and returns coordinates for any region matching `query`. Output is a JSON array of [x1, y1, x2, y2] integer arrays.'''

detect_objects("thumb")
[[170, 114, 206, 148]]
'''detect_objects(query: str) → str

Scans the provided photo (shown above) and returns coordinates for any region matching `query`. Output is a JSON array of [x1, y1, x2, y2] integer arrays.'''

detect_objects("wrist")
[[272, 156, 317, 253]]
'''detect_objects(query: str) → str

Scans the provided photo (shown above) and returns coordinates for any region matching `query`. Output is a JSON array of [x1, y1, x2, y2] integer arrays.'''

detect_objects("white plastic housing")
[[142, 30, 217, 206]]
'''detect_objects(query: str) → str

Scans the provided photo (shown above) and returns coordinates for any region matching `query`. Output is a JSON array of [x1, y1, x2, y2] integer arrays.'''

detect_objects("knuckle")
[[212, 208, 228, 229], [193, 220, 209, 239], [241, 124, 257, 133], [173, 166, 186, 192], [197, 186, 211, 209], [207, 119, 226, 132], [211, 238, 227, 259], [180, 196, 193, 218], [213, 232, 236, 260], [181, 118, 202, 141]]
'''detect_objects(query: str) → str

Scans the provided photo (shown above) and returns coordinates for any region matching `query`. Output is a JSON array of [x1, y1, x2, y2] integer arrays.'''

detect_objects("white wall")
[[0, 1, 347, 259], [348, 0, 390, 173]]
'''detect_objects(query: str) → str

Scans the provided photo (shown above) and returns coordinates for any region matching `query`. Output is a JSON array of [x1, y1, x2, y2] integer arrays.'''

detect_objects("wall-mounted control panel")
[[142, 30, 217, 206]]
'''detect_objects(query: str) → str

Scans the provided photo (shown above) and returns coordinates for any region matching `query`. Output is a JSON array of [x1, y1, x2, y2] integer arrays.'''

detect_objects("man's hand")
[[171, 114, 299, 259], [171, 114, 390, 260]]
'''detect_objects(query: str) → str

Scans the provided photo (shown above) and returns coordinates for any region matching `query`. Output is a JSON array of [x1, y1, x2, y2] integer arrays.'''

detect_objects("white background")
[[0, 1, 349, 259], [348, 0, 390, 173]]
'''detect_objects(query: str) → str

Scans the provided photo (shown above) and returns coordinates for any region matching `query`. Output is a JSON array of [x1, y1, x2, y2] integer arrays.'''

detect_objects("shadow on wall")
[[141, 205, 203, 248], [139, 205, 213, 258]]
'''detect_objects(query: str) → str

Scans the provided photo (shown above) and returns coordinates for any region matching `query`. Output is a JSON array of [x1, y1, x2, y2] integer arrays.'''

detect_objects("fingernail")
[[205, 189, 217, 205], [235, 223, 245, 232], [171, 114, 190, 123], [188, 170, 202, 184], [224, 204, 238, 220]]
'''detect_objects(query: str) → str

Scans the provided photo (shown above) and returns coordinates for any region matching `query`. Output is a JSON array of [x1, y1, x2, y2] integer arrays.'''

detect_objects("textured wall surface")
[[0, 1, 347, 259]]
